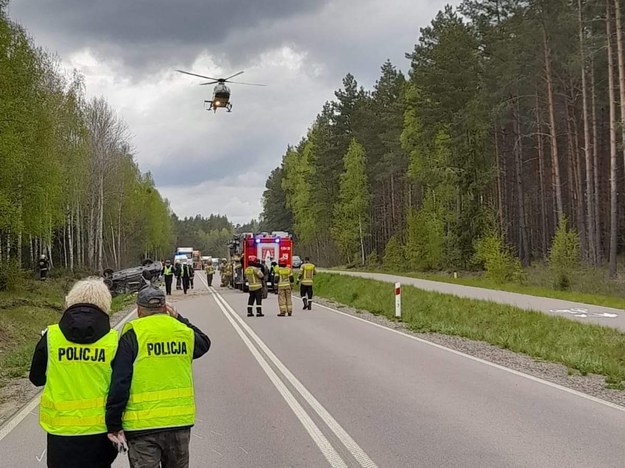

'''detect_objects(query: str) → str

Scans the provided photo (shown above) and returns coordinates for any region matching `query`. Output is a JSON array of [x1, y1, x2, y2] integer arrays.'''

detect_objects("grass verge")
[[316, 272, 625, 387], [338, 264, 625, 310], [0, 277, 133, 388]]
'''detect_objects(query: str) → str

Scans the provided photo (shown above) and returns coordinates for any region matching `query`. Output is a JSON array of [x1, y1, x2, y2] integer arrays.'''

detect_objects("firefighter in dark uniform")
[[245, 256, 264, 317], [162, 259, 174, 295], [39, 255, 50, 281], [189, 261, 195, 290]]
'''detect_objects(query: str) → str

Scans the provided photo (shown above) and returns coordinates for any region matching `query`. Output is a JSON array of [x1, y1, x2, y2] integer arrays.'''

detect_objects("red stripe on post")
[[395, 287, 400, 295]]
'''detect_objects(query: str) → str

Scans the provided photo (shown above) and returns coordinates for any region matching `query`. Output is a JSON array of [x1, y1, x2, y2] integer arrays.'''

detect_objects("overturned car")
[[102, 259, 162, 296]]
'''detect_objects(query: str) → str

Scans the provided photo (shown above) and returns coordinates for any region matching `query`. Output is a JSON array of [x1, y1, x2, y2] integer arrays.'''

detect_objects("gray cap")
[[136, 287, 166, 309]]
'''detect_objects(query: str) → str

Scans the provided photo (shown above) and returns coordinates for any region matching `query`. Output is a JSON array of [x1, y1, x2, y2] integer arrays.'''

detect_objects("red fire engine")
[[229, 231, 293, 290]]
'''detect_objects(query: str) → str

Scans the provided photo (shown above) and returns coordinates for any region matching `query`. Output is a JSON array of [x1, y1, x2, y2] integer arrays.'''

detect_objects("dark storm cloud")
[[9, 0, 329, 72]]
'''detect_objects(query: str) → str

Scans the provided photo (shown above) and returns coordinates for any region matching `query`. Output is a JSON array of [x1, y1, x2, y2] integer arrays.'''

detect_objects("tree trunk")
[[543, 26, 564, 220], [566, 90, 586, 257], [359, 217, 365, 265], [535, 94, 548, 260], [68, 205, 74, 271], [513, 99, 530, 266], [607, 0, 618, 278], [578, 0, 597, 264], [494, 124, 505, 232], [591, 56, 602, 262], [97, 172, 104, 274], [615, 0, 625, 191]]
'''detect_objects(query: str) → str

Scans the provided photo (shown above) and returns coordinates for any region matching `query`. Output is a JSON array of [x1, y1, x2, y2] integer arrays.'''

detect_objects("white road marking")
[[36, 448, 46, 462], [0, 307, 138, 442], [549, 308, 619, 319], [207, 284, 348, 468], [314, 301, 625, 413], [205, 280, 377, 468]]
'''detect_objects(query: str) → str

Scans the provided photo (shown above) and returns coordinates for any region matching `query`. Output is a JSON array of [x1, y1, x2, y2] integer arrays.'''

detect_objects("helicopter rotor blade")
[[176, 70, 221, 81], [226, 81, 268, 87], [223, 71, 244, 81], [199, 81, 219, 86]]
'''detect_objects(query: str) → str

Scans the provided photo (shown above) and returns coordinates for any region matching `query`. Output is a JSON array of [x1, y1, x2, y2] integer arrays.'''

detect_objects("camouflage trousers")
[[278, 288, 292, 315], [127, 428, 190, 468]]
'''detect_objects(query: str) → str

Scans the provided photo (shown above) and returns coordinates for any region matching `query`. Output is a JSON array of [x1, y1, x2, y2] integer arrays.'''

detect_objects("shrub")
[[365, 252, 381, 269], [549, 217, 580, 290], [383, 235, 404, 271], [473, 232, 522, 284], [0, 260, 22, 291]]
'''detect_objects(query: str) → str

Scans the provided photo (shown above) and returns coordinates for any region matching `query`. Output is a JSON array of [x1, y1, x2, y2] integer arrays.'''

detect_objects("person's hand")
[[166, 303, 179, 318], [108, 431, 128, 453]]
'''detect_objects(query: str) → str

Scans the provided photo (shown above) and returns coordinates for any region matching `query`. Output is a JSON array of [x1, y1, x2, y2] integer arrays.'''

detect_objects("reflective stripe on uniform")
[[40, 325, 118, 436], [122, 314, 195, 431], [245, 267, 262, 291], [300, 263, 315, 285]]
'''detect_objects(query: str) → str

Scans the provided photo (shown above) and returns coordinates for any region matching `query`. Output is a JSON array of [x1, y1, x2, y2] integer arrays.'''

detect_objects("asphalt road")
[[1, 274, 624, 467], [327, 270, 625, 332]]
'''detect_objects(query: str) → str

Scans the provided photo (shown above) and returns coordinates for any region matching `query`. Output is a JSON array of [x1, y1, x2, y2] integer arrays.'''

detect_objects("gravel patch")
[[318, 297, 625, 408]]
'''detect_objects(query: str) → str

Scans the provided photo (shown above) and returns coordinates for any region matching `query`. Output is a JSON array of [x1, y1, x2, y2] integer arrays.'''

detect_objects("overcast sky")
[[8, 0, 455, 225]]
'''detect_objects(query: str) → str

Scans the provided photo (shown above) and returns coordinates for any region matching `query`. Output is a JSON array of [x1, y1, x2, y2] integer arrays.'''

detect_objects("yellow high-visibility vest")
[[122, 314, 195, 431], [163, 265, 173, 275], [300, 263, 315, 286], [245, 266, 262, 291], [40, 325, 118, 436], [278, 267, 293, 289]]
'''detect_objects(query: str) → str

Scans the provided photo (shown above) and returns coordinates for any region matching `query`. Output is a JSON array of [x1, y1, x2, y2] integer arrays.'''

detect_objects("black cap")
[[136, 287, 166, 309]]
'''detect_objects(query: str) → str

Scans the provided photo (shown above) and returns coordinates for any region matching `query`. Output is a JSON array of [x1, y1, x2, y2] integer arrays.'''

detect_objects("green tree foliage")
[[332, 139, 370, 265], [172, 214, 233, 259], [261, 0, 625, 273], [0, 12, 174, 271], [260, 167, 292, 232], [282, 143, 319, 248], [383, 235, 404, 271], [404, 197, 445, 271], [549, 218, 581, 290], [473, 232, 522, 284]]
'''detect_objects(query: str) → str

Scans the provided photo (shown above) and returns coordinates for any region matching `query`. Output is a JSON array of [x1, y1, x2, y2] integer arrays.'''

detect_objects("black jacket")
[[29, 304, 112, 386], [29, 304, 118, 468], [105, 313, 210, 437]]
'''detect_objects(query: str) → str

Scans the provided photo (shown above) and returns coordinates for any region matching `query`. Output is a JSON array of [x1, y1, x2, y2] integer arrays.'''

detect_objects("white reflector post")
[[395, 282, 401, 318]]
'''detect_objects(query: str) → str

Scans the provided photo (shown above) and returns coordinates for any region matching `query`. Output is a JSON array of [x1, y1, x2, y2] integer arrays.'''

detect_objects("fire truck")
[[229, 231, 293, 291]]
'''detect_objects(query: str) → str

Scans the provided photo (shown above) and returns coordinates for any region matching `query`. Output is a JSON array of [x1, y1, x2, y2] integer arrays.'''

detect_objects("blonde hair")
[[65, 277, 112, 314]]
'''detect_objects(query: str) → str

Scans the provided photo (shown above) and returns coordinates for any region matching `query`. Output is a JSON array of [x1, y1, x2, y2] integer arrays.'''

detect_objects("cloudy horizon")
[[7, 0, 455, 225]]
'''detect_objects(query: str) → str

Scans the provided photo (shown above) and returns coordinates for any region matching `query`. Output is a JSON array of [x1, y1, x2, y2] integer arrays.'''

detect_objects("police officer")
[[277, 257, 294, 316], [205, 262, 215, 287], [174, 260, 182, 290], [299, 257, 316, 310], [106, 287, 210, 468], [189, 261, 195, 290], [163, 259, 174, 295], [245, 256, 264, 317], [38, 254, 49, 281], [181, 261, 192, 294], [29, 278, 119, 468]]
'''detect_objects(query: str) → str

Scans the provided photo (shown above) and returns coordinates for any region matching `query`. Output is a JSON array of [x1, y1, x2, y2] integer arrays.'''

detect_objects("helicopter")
[[176, 70, 266, 112]]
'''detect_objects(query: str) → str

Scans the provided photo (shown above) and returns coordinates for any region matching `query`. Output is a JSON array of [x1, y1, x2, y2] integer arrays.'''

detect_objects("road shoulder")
[[316, 297, 625, 408]]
